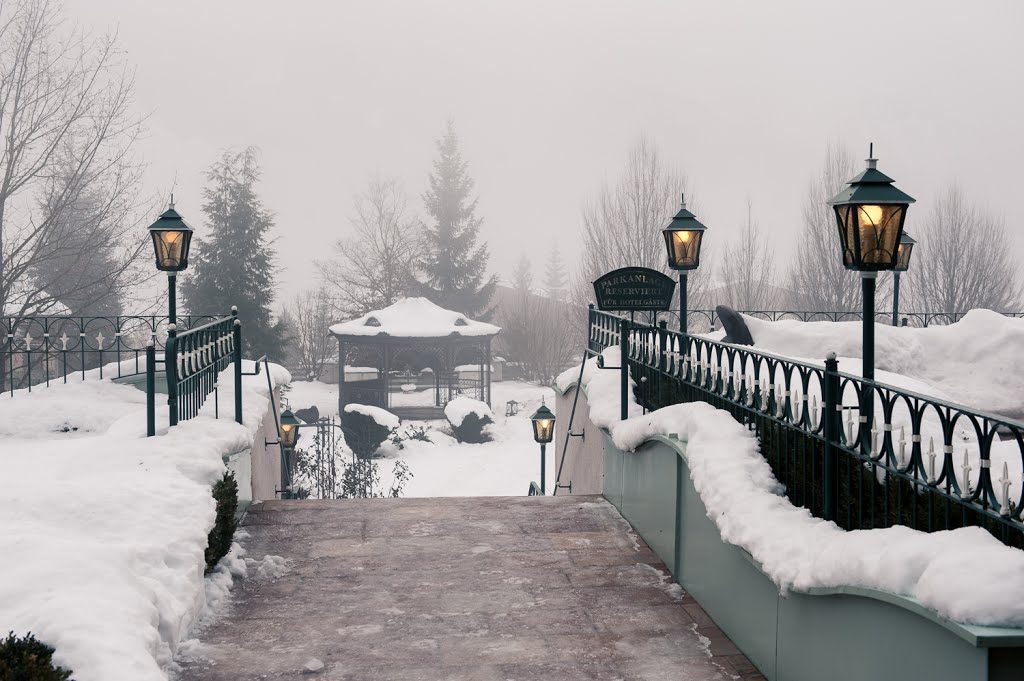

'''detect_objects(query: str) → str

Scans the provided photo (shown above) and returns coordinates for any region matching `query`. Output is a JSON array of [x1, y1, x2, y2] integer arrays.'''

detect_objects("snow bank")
[[329, 297, 500, 338], [566, 351, 1024, 628], [730, 310, 1024, 419], [443, 396, 494, 427], [343, 403, 400, 429], [0, 360, 290, 680]]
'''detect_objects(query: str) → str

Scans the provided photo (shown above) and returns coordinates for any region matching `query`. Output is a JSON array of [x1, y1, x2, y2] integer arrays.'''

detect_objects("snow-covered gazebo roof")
[[329, 298, 500, 340]]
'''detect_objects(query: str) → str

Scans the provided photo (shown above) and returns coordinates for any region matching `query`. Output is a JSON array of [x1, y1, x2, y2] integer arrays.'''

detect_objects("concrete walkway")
[[176, 496, 763, 680]]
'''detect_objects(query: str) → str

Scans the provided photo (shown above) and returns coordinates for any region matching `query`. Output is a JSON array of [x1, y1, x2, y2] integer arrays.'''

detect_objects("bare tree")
[[786, 143, 868, 312], [719, 200, 777, 309], [291, 287, 335, 380], [316, 175, 417, 316], [904, 184, 1021, 313], [0, 0, 149, 319], [573, 136, 711, 321]]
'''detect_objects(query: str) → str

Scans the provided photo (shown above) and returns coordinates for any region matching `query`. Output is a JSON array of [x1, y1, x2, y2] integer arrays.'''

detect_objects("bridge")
[[177, 496, 760, 680]]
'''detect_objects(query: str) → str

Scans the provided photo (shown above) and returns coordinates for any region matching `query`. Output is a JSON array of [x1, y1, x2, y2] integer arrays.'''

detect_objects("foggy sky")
[[66, 0, 1024, 308]]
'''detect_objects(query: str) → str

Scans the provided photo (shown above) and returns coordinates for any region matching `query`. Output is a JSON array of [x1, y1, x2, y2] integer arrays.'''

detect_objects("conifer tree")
[[182, 147, 284, 359], [417, 120, 498, 319], [543, 241, 567, 301]]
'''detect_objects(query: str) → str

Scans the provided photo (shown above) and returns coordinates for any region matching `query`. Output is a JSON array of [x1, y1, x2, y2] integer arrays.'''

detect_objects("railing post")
[[166, 323, 179, 427], [620, 318, 630, 421], [822, 351, 840, 522], [233, 308, 243, 425], [146, 340, 156, 437]]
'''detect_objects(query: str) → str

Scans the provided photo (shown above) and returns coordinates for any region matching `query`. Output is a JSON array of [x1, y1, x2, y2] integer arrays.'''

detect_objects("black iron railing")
[[587, 307, 1024, 550], [153, 310, 242, 430], [648, 309, 1024, 333], [1, 314, 219, 395]]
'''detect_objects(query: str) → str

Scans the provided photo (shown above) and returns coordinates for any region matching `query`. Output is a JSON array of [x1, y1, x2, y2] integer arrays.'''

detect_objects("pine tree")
[[417, 120, 498, 319], [543, 241, 567, 302], [182, 147, 284, 359]]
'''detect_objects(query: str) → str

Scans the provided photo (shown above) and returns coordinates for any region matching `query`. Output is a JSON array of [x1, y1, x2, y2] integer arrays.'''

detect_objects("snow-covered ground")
[[286, 379, 557, 497], [560, 347, 1024, 628], [0, 361, 289, 681]]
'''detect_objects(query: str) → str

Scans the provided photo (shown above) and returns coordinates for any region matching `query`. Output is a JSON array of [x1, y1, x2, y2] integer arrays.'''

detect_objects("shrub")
[[445, 397, 494, 443], [0, 632, 73, 680], [390, 424, 433, 449], [343, 405, 399, 459], [205, 471, 238, 573]]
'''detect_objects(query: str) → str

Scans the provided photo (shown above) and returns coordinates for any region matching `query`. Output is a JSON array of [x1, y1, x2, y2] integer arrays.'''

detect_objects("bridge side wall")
[[225, 386, 283, 502], [552, 385, 605, 495], [601, 430, 1018, 681]]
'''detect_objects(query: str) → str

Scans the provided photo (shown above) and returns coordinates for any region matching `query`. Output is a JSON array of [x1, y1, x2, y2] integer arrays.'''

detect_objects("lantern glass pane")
[[153, 230, 186, 269], [666, 229, 703, 269], [834, 206, 856, 267], [895, 242, 913, 272], [856, 204, 904, 267], [533, 418, 554, 443], [281, 423, 297, 448]]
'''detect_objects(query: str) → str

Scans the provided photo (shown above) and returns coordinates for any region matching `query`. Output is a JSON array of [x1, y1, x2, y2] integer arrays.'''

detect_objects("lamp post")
[[892, 231, 916, 326], [662, 193, 708, 333], [147, 196, 194, 325], [829, 145, 914, 456], [828, 145, 915, 383], [530, 401, 556, 495]]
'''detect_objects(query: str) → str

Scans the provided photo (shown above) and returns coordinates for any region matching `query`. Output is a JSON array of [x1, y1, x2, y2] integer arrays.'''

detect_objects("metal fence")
[[587, 307, 1024, 550], [155, 312, 241, 428], [1, 314, 219, 395], [647, 309, 1024, 334]]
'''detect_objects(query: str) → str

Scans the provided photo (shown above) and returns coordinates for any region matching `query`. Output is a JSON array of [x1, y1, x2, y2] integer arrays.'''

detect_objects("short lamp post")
[[277, 408, 302, 498], [892, 231, 916, 326], [662, 193, 708, 333], [530, 402, 556, 495], [829, 145, 914, 456], [147, 197, 194, 326]]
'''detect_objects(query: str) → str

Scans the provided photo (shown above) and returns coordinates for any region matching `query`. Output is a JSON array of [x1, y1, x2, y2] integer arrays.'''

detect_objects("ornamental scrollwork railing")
[[649, 308, 1024, 334], [587, 307, 1024, 550], [1, 314, 219, 395]]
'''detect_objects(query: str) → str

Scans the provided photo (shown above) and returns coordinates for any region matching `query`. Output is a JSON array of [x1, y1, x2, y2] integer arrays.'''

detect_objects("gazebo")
[[329, 298, 500, 420]]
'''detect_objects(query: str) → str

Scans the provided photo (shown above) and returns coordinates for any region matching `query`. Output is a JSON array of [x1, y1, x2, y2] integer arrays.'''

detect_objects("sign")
[[593, 267, 676, 311]]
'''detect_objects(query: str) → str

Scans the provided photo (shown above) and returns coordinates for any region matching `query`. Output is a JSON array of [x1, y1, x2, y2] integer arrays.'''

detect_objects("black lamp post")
[[147, 197, 194, 326], [828, 145, 915, 383], [662, 193, 708, 333], [279, 408, 301, 449], [892, 231, 916, 326], [530, 401, 556, 495]]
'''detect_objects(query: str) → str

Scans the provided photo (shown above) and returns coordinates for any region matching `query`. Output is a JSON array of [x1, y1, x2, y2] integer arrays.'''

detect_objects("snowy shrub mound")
[[0, 631, 73, 680], [444, 397, 494, 443], [343, 404, 400, 458], [560, 347, 1024, 628]]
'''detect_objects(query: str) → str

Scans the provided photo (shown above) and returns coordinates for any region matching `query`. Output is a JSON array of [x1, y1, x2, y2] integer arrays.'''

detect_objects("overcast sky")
[[67, 0, 1024, 307]]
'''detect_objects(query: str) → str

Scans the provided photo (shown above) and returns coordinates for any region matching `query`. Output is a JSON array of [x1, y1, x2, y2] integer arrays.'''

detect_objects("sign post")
[[593, 267, 675, 421]]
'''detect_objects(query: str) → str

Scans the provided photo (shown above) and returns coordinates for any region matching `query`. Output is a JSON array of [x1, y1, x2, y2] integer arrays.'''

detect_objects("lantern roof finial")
[[866, 142, 877, 170]]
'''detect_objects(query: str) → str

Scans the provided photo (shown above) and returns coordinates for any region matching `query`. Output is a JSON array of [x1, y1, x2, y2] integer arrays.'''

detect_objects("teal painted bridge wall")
[[601, 431, 1024, 681]]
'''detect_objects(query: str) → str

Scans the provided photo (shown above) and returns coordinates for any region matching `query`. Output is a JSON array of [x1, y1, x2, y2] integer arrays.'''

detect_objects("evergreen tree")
[[417, 120, 498, 319], [543, 241, 567, 302], [182, 147, 284, 359]]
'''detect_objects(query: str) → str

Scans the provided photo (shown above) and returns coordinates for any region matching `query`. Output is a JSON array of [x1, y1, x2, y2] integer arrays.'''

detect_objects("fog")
[[67, 0, 1024, 304]]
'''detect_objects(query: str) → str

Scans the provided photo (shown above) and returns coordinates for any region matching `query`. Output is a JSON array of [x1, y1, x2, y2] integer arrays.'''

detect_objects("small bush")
[[205, 471, 238, 573], [0, 631, 74, 680], [390, 424, 433, 449], [343, 408, 396, 459], [451, 412, 493, 443]]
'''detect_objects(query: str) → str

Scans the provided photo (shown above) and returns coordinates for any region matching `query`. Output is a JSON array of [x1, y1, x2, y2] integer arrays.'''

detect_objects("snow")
[[716, 309, 1024, 419], [343, 403, 400, 429], [561, 347, 1024, 628], [286, 380, 556, 497], [444, 395, 494, 427], [0, 359, 290, 680], [329, 297, 500, 338]]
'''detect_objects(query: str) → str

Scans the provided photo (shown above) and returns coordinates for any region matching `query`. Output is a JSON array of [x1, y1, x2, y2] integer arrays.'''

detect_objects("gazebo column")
[[444, 344, 454, 405], [338, 340, 346, 417], [383, 344, 391, 410], [484, 339, 492, 407]]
